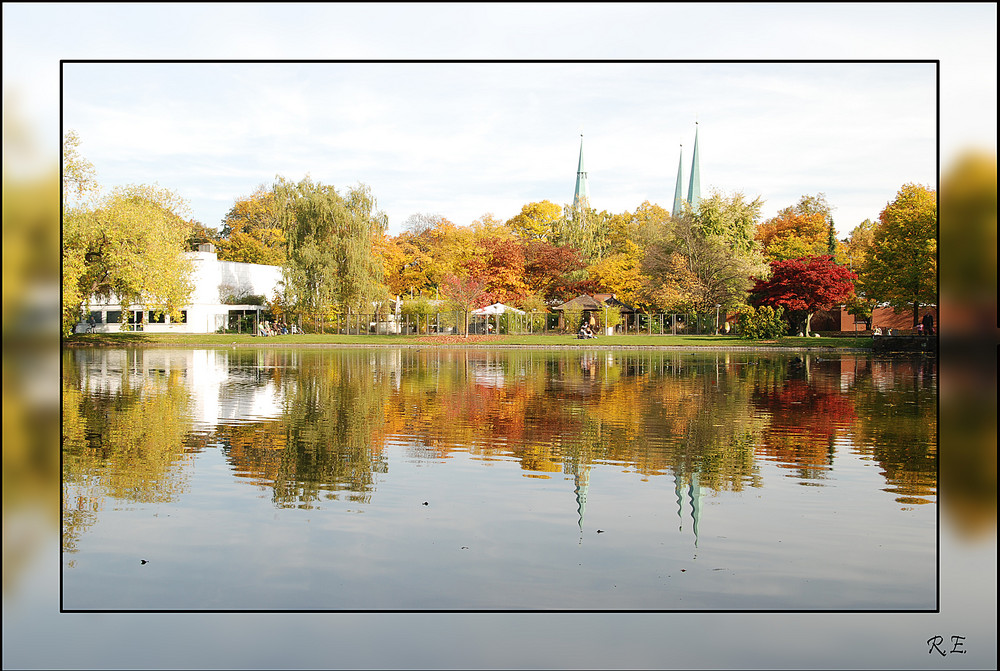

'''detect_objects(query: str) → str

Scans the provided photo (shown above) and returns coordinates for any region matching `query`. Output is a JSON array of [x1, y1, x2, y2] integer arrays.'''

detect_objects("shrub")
[[601, 308, 621, 332], [562, 307, 583, 333], [735, 305, 788, 340]]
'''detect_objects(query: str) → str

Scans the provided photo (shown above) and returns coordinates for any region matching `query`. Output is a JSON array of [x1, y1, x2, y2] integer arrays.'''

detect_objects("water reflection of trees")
[[846, 356, 937, 506], [62, 350, 195, 553], [209, 350, 773, 505], [215, 350, 390, 508], [748, 354, 937, 504], [750, 356, 858, 482], [64, 349, 938, 519]]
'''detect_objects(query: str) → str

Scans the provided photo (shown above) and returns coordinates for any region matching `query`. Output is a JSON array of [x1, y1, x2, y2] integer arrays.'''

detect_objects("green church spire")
[[672, 144, 685, 218], [573, 134, 590, 212], [687, 122, 701, 211]]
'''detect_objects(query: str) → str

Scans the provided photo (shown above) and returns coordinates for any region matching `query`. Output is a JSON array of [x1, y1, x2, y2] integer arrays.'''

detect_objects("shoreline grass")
[[63, 332, 874, 350]]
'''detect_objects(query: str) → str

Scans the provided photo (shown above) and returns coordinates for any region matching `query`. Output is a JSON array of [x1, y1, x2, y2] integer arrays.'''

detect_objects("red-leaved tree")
[[440, 273, 488, 337], [523, 240, 586, 302], [751, 255, 856, 336]]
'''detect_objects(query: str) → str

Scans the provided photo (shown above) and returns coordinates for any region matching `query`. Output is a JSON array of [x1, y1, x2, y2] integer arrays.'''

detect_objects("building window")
[[106, 310, 122, 324], [176, 311, 187, 324], [148, 311, 166, 324], [89, 311, 104, 324]]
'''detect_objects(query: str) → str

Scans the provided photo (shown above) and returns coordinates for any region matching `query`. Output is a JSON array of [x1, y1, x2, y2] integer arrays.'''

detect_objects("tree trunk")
[[805, 311, 813, 337]]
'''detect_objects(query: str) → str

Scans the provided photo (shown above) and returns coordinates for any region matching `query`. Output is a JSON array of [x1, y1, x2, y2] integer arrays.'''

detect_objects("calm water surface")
[[62, 347, 937, 610]]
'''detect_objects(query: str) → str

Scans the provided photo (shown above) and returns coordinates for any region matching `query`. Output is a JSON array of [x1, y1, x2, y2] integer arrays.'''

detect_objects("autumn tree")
[[274, 176, 388, 325], [62, 129, 98, 205], [605, 201, 667, 256], [441, 273, 488, 337], [216, 186, 286, 265], [403, 212, 442, 236], [62, 132, 193, 334], [185, 219, 219, 251], [755, 193, 833, 262], [418, 215, 478, 294], [588, 239, 651, 310], [379, 232, 431, 298], [840, 218, 878, 327], [464, 235, 530, 305], [505, 201, 563, 241], [750, 255, 856, 336], [857, 183, 937, 325], [842, 218, 876, 271], [523, 239, 587, 303]]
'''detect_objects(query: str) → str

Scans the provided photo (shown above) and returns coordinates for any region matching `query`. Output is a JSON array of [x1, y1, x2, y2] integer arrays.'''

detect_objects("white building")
[[76, 244, 283, 334]]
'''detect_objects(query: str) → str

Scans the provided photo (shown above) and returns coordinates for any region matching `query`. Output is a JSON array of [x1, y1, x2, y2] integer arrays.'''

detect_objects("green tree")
[[553, 204, 614, 263], [62, 134, 194, 334], [734, 305, 788, 339], [648, 191, 768, 314], [274, 176, 388, 325], [858, 183, 937, 325], [612, 201, 668, 255]]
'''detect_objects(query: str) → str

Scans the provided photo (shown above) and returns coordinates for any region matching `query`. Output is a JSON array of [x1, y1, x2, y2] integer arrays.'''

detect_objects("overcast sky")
[[5, 4, 996, 240], [59, 60, 938, 237]]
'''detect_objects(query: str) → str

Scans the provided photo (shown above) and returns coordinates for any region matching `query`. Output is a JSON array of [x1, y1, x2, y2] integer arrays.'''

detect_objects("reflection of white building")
[[470, 353, 507, 388], [74, 348, 284, 429], [75, 244, 282, 334]]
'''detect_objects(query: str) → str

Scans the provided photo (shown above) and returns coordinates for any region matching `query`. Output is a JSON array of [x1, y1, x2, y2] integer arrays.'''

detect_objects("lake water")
[[61, 347, 937, 611]]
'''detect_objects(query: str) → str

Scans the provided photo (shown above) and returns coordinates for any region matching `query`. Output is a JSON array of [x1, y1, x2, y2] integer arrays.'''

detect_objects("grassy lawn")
[[64, 332, 873, 349]]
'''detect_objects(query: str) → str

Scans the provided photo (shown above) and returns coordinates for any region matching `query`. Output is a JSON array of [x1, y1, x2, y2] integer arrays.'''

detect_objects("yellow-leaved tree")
[[216, 186, 286, 265], [62, 131, 193, 334], [587, 239, 651, 310], [756, 193, 833, 262]]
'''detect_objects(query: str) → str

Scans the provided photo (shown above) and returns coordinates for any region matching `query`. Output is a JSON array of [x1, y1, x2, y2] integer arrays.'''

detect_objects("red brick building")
[[813, 305, 939, 334]]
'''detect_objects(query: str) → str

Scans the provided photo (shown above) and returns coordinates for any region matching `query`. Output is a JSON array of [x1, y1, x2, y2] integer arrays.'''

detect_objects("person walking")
[[921, 312, 935, 335]]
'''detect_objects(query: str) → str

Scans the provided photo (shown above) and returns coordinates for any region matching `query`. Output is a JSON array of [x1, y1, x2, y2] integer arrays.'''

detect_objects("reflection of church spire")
[[689, 470, 702, 548], [574, 461, 590, 532], [674, 470, 685, 531], [673, 469, 703, 547]]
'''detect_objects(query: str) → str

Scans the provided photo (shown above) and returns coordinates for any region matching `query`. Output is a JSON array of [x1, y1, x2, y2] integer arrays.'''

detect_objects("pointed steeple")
[[573, 134, 590, 212], [687, 123, 701, 211], [672, 144, 685, 218]]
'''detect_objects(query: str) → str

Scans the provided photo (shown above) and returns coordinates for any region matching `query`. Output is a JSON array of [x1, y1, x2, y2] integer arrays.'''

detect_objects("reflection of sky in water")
[[59, 348, 941, 614]]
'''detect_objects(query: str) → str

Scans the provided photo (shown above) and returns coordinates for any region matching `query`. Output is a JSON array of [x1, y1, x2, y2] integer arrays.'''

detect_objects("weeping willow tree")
[[273, 176, 388, 330]]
